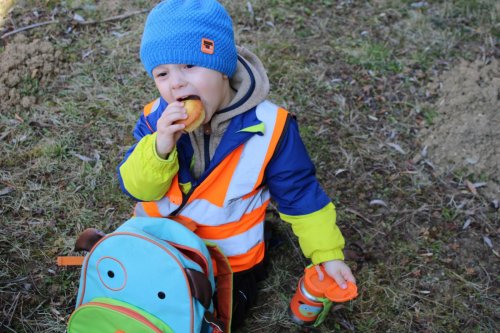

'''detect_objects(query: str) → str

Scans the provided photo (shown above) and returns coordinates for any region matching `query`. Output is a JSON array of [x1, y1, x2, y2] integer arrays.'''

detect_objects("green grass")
[[1, 0, 499, 332]]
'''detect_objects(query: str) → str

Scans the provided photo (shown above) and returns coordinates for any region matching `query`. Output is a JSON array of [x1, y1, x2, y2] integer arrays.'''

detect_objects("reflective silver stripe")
[[134, 202, 148, 216], [144, 101, 280, 233], [205, 220, 264, 257], [178, 102, 280, 227], [224, 101, 279, 203], [156, 196, 180, 216], [148, 98, 161, 114], [180, 189, 270, 226], [134, 199, 180, 217]]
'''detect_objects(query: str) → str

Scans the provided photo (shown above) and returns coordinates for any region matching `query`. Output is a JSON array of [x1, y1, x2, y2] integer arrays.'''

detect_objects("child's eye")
[[185, 65, 195, 69], [156, 72, 167, 78]]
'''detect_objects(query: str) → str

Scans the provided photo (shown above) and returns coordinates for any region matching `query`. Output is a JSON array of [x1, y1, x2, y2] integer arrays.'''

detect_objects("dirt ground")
[[0, 35, 62, 110], [421, 58, 500, 199]]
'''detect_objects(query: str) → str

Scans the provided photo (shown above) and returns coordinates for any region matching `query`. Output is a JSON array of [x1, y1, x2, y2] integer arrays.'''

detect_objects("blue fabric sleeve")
[[265, 117, 331, 215]]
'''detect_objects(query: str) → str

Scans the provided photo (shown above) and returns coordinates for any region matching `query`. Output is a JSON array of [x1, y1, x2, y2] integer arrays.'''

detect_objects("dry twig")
[[1, 9, 149, 39], [73, 9, 149, 25], [1, 20, 57, 39]]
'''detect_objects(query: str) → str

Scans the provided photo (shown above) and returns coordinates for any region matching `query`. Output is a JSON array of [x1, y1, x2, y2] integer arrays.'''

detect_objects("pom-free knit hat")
[[140, 0, 237, 78]]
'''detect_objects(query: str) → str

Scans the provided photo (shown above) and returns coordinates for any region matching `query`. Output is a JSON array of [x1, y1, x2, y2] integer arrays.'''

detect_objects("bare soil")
[[421, 58, 500, 199], [0, 34, 62, 111]]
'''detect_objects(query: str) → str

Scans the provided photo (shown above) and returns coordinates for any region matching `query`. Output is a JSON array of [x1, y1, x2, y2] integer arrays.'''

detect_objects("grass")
[[1, 0, 499, 332]]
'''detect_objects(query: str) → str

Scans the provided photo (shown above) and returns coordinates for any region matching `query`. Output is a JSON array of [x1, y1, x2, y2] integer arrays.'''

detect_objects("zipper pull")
[[203, 123, 211, 136]]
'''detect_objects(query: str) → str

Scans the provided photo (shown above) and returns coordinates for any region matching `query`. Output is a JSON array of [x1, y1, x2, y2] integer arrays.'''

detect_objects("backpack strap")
[[206, 243, 233, 332], [185, 268, 212, 309]]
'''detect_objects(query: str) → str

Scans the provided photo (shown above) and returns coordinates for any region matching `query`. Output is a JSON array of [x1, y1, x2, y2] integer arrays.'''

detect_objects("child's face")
[[152, 64, 233, 124]]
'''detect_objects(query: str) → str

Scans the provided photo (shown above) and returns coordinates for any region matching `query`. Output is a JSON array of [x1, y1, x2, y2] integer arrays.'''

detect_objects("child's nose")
[[170, 72, 187, 90]]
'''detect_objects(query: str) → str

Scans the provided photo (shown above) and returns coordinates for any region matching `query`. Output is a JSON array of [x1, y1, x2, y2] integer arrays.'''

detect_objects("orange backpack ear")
[[75, 228, 105, 251]]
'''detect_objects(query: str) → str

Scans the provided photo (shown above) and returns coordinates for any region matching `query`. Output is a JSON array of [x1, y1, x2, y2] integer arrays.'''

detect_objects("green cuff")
[[152, 133, 177, 163], [311, 248, 345, 264], [280, 202, 345, 263], [119, 133, 179, 201]]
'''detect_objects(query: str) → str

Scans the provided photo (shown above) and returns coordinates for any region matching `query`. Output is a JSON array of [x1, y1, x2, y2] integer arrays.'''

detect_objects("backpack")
[[63, 217, 233, 333]]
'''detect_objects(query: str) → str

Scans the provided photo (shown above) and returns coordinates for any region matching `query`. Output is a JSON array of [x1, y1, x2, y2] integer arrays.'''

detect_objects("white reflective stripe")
[[134, 198, 180, 217], [134, 202, 148, 216], [205, 220, 264, 257], [180, 189, 270, 226], [224, 101, 279, 203], [149, 98, 161, 114], [156, 196, 180, 216]]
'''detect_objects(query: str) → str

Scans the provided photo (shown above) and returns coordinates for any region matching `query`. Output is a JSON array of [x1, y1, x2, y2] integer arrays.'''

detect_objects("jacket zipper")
[[74, 301, 163, 333], [171, 123, 211, 216], [203, 123, 211, 172]]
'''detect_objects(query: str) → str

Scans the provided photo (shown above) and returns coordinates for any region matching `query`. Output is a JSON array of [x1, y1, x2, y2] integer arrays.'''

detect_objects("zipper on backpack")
[[78, 301, 163, 333]]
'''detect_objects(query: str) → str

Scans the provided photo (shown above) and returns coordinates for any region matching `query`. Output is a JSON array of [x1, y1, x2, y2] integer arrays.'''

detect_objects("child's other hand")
[[322, 260, 356, 290], [156, 101, 187, 158]]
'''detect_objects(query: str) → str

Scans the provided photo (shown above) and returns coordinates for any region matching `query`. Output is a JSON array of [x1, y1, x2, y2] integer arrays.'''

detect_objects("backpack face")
[[68, 217, 216, 333]]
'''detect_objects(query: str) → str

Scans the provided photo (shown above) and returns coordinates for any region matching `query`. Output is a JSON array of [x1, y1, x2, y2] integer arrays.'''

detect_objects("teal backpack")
[[65, 217, 233, 333]]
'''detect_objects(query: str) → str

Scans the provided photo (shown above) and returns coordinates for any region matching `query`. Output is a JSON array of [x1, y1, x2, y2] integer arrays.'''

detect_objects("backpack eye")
[[157, 291, 166, 299], [96, 257, 126, 291]]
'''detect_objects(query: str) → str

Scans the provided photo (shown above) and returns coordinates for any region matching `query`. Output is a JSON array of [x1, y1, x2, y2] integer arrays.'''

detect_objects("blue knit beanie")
[[140, 0, 237, 78]]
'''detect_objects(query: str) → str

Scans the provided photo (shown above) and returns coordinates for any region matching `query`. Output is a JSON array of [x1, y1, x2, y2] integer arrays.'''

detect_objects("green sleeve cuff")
[[310, 248, 345, 264], [279, 202, 345, 264], [119, 132, 179, 201]]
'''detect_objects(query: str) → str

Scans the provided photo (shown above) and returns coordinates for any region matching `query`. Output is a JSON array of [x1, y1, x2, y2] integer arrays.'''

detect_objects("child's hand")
[[156, 101, 187, 158], [322, 260, 356, 290]]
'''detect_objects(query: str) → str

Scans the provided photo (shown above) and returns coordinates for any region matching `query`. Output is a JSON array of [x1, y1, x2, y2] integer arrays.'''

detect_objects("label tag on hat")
[[201, 38, 214, 54]]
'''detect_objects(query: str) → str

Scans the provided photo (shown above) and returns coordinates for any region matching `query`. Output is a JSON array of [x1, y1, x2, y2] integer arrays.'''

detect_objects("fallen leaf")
[[73, 13, 85, 22], [465, 267, 475, 275], [334, 169, 348, 176], [15, 113, 24, 123], [491, 200, 499, 210], [411, 269, 422, 277], [464, 180, 477, 195], [369, 199, 388, 207], [462, 218, 472, 230], [421, 145, 428, 157], [0, 187, 14, 196], [387, 142, 406, 155], [246, 1, 254, 17], [483, 236, 493, 248], [72, 153, 94, 162]]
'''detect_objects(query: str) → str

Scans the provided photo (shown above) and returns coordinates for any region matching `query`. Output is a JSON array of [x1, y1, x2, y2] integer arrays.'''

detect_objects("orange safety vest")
[[135, 101, 289, 273]]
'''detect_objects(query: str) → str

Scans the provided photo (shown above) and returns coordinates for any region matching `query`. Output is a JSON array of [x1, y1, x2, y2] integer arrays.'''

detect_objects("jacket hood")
[[212, 45, 270, 130], [188, 46, 270, 178]]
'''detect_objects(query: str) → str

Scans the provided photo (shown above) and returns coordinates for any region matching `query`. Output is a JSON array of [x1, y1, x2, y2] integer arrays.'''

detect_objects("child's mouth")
[[177, 95, 200, 102]]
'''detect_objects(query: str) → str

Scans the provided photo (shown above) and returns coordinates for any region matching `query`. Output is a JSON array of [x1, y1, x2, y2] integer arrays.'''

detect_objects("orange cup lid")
[[304, 265, 358, 302], [325, 281, 358, 302], [303, 265, 334, 298]]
